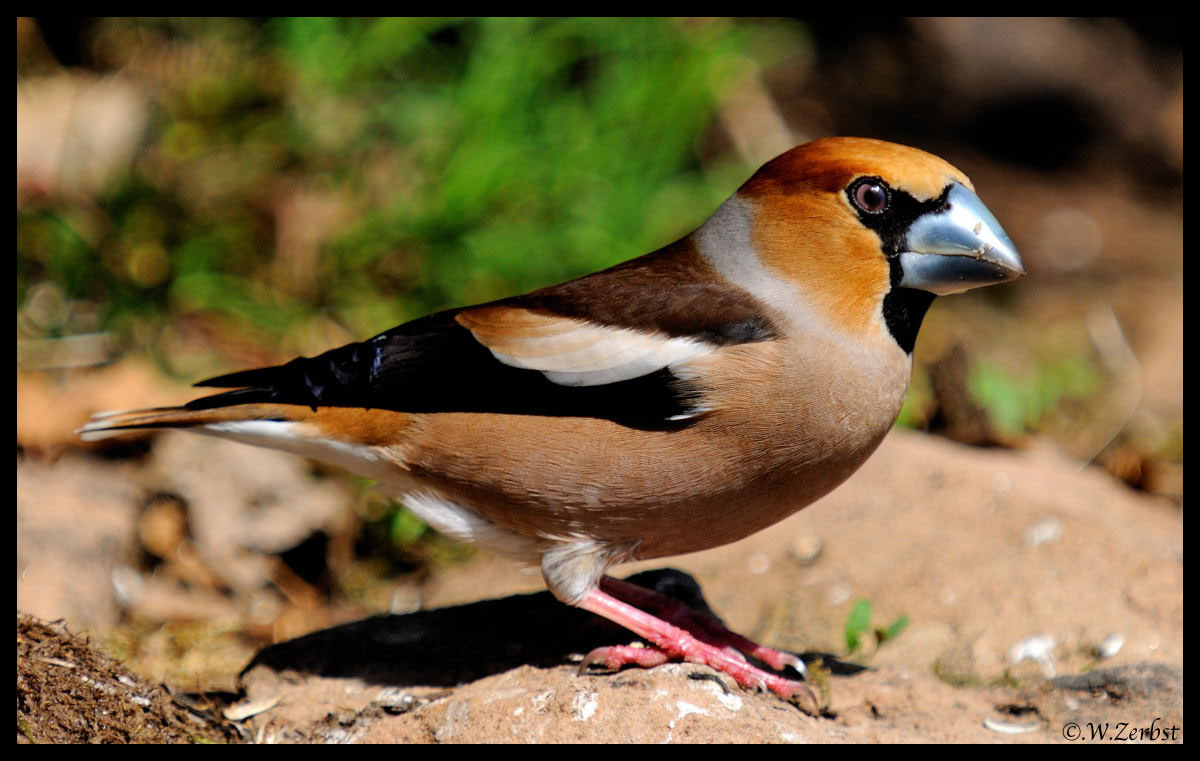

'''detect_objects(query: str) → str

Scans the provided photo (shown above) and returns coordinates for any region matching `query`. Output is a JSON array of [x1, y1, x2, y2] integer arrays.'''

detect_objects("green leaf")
[[879, 614, 909, 644], [844, 599, 873, 654]]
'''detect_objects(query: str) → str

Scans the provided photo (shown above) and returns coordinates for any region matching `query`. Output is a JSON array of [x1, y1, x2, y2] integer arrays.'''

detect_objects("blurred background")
[[17, 18, 1181, 688]]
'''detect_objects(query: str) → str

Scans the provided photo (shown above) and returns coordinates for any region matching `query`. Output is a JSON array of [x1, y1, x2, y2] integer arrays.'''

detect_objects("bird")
[[80, 137, 1024, 711]]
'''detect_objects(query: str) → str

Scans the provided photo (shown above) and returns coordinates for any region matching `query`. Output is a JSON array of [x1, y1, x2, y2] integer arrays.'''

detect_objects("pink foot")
[[577, 579, 818, 712], [581, 643, 670, 671], [601, 576, 807, 676]]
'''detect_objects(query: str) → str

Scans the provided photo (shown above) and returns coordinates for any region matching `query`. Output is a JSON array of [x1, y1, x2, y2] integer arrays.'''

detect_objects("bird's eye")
[[851, 180, 890, 214]]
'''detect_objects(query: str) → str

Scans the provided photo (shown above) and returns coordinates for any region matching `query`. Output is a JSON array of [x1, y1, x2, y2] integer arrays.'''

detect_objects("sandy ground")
[[17, 426, 1182, 743]]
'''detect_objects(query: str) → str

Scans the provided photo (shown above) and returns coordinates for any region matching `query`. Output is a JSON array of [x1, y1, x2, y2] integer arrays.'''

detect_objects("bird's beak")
[[899, 183, 1025, 296]]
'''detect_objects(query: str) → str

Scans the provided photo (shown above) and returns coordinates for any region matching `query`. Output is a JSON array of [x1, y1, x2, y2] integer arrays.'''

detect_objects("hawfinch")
[[81, 137, 1024, 709]]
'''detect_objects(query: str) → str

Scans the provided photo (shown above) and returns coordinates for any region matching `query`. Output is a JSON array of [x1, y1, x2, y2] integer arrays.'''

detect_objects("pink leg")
[[577, 585, 818, 712], [600, 576, 807, 676]]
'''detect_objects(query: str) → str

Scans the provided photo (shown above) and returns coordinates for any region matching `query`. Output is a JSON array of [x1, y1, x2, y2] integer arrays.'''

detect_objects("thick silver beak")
[[898, 183, 1025, 296]]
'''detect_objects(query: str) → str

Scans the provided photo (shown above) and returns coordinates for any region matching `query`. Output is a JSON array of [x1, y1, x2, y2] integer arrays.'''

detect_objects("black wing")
[[188, 310, 706, 430]]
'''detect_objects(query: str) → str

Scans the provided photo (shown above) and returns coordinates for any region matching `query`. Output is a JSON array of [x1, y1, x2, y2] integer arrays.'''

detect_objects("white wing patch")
[[457, 307, 714, 387], [488, 326, 711, 386]]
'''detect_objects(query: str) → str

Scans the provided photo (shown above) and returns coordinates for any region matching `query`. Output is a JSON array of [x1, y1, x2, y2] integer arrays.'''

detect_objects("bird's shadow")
[[243, 568, 865, 688]]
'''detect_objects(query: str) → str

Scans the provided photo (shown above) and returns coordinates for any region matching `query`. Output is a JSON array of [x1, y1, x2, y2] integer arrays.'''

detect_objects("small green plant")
[[843, 599, 908, 656]]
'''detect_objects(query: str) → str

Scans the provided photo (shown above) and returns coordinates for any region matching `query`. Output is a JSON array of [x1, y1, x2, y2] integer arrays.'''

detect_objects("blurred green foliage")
[[17, 17, 801, 367], [970, 354, 1103, 436], [895, 348, 1105, 438]]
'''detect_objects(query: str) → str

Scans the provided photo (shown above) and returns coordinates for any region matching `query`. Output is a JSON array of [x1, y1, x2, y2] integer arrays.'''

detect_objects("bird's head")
[[698, 137, 1025, 352]]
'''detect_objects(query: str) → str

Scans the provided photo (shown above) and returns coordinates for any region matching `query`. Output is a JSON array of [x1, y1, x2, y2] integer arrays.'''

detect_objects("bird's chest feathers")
[[692, 331, 911, 475]]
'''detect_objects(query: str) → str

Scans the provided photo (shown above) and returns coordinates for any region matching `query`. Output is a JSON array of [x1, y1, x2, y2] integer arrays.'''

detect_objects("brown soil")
[[16, 426, 1182, 743], [17, 614, 236, 744]]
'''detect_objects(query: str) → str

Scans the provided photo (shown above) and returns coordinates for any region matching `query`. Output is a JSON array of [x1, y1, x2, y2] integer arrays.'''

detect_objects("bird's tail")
[[77, 399, 414, 487], [77, 403, 308, 442]]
